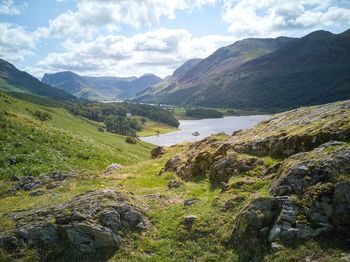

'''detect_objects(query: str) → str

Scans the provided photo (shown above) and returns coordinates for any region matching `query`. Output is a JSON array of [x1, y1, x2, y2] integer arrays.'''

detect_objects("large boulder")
[[231, 197, 281, 261], [151, 146, 165, 158], [270, 142, 350, 196], [0, 190, 149, 261]]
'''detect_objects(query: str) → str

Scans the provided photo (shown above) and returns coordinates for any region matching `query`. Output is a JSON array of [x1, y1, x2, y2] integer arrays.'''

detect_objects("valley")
[[0, 18, 349, 262]]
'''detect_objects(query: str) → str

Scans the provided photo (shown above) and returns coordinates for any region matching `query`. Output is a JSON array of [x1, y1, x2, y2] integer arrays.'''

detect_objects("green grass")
[[132, 116, 178, 137], [0, 93, 153, 178]]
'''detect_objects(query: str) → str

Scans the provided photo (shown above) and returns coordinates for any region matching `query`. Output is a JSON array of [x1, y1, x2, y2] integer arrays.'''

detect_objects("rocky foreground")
[[0, 100, 349, 261], [163, 100, 350, 260]]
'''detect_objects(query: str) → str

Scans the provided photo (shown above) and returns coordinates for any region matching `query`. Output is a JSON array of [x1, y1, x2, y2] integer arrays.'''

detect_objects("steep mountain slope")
[[42, 71, 162, 101], [133, 29, 350, 111], [172, 58, 202, 79], [134, 58, 203, 99], [0, 59, 76, 102]]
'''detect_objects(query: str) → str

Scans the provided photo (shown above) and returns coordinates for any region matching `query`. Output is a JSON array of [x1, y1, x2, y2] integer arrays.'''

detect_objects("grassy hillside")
[[0, 92, 153, 178]]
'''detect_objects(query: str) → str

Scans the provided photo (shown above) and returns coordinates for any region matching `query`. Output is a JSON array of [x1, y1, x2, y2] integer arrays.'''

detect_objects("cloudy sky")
[[1, 0, 350, 79]]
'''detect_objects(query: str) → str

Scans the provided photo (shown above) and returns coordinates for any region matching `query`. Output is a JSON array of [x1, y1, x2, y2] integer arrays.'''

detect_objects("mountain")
[[42, 71, 162, 101], [0, 59, 76, 102], [133, 29, 350, 111], [172, 58, 202, 79]]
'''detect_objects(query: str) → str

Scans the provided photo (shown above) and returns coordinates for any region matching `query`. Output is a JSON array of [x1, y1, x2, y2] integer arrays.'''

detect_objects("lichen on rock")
[[0, 190, 150, 261]]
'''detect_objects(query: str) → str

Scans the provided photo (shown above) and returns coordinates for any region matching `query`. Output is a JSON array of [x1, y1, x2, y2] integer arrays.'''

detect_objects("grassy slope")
[[0, 96, 348, 261], [0, 92, 153, 178]]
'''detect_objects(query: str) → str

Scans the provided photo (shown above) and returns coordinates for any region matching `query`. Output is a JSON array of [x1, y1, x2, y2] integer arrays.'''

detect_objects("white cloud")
[[222, 0, 350, 38], [41, 0, 218, 39], [33, 28, 235, 78], [0, 23, 37, 62], [0, 0, 27, 15]]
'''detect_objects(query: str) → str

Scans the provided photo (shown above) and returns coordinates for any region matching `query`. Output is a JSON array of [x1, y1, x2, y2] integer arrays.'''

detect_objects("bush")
[[125, 136, 137, 144], [104, 115, 141, 136], [33, 110, 52, 121]]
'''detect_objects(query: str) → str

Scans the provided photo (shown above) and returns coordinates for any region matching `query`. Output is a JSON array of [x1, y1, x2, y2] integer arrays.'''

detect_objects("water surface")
[[140, 115, 271, 146]]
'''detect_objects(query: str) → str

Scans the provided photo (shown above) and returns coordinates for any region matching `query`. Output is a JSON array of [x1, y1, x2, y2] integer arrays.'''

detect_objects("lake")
[[140, 115, 271, 146]]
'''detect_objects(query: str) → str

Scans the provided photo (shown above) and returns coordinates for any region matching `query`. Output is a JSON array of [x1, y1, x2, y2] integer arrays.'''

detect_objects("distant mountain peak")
[[42, 71, 162, 101], [302, 30, 334, 39]]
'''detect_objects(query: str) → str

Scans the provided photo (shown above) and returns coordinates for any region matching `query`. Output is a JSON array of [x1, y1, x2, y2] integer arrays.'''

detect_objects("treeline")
[[185, 108, 223, 119], [125, 103, 179, 127], [66, 102, 179, 136]]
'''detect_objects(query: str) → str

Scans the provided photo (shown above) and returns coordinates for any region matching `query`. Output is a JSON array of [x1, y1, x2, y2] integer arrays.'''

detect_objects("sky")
[[1, 0, 350, 79]]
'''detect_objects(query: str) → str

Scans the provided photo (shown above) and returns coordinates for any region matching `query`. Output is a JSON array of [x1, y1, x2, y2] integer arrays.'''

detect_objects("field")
[[132, 116, 178, 137], [0, 93, 153, 178]]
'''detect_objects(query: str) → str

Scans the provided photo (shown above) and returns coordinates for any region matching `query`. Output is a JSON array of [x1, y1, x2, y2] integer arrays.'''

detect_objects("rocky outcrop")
[[270, 141, 350, 196], [156, 101, 350, 260], [231, 198, 282, 260], [151, 146, 165, 158], [166, 101, 350, 183], [0, 190, 150, 261], [231, 142, 350, 260], [230, 101, 350, 158], [0, 171, 77, 198]]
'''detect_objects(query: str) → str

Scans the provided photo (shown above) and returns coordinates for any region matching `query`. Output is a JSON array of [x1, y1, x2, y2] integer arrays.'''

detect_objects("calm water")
[[140, 115, 271, 146]]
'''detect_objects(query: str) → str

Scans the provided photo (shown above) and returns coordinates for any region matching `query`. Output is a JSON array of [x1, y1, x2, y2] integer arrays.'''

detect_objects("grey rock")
[[164, 156, 181, 172], [184, 198, 199, 207], [270, 142, 350, 196], [224, 196, 245, 210], [0, 190, 149, 261], [182, 215, 197, 229], [167, 180, 182, 189], [106, 163, 122, 173], [271, 242, 284, 251], [46, 182, 61, 189], [268, 225, 281, 242], [231, 197, 281, 257], [29, 190, 45, 196], [151, 146, 165, 158], [332, 181, 350, 226]]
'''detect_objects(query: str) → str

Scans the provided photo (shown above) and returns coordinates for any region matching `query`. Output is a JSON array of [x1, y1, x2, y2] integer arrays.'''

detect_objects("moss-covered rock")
[[270, 141, 350, 196], [231, 197, 282, 261], [0, 190, 149, 261]]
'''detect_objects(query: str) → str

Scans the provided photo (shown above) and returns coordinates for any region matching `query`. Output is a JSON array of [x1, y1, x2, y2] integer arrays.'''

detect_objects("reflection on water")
[[140, 115, 271, 146]]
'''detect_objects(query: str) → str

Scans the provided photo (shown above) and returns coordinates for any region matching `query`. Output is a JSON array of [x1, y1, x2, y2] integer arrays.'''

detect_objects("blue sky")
[[1, 0, 350, 78]]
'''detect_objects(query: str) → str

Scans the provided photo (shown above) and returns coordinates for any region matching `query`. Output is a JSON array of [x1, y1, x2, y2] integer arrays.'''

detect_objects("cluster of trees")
[[104, 115, 141, 136], [66, 102, 179, 136], [125, 103, 179, 127], [185, 108, 223, 119]]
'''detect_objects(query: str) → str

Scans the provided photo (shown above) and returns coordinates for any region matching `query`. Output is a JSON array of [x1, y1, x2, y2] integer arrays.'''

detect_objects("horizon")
[[1, 0, 350, 79]]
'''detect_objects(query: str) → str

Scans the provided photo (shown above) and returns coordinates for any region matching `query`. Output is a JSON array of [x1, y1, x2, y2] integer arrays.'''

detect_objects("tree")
[[140, 118, 147, 125]]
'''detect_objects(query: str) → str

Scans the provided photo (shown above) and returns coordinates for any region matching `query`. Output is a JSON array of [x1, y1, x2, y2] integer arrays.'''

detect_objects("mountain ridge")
[[42, 71, 162, 101], [132, 29, 350, 111]]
